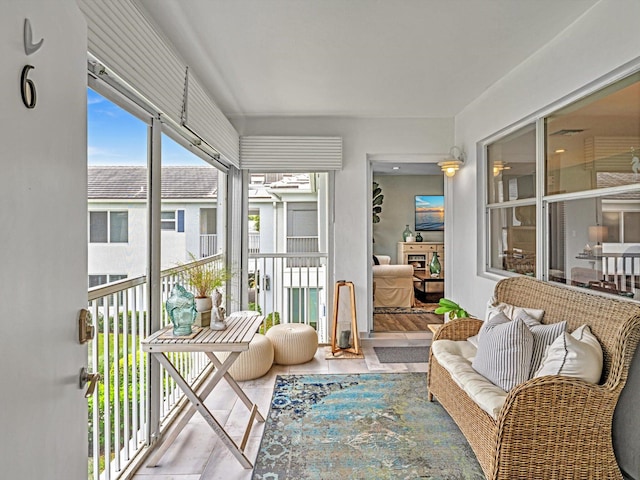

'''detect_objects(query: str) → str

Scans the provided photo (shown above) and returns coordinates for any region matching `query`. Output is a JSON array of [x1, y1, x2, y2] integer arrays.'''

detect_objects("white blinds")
[[77, 0, 239, 167], [240, 136, 343, 171]]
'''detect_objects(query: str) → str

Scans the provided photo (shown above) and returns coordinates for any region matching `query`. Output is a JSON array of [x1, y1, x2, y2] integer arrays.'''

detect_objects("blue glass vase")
[[166, 284, 197, 336]]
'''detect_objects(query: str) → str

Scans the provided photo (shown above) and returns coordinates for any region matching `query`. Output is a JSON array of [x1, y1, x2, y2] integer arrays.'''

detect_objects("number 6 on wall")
[[21, 65, 36, 109]]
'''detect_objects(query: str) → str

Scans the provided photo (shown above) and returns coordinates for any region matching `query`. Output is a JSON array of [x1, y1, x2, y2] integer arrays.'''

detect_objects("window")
[[544, 72, 640, 299], [289, 287, 320, 328], [287, 202, 319, 255], [109, 211, 128, 242], [485, 125, 537, 276], [89, 211, 128, 243], [89, 274, 128, 306], [161, 210, 185, 231], [89, 274, 127, 287], [89, 212, 108, 243], [483, 71, 640, 301]]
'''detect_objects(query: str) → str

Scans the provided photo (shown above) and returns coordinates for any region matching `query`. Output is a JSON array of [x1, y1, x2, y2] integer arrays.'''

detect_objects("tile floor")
[[131, 332, 432, 480]]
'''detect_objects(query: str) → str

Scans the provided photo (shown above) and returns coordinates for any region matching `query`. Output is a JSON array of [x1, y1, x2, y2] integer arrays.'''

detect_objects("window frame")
[[479, 63, 640, 292], [89, 209, 129, 244]]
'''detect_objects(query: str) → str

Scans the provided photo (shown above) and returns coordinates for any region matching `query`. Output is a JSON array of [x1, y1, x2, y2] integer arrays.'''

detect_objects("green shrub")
[[259, 311, 280, 334]]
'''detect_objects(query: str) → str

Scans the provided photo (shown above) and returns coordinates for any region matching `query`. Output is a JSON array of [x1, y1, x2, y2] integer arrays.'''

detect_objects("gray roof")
[[88, 166, 218, 199], [597, 173, 640, 199]]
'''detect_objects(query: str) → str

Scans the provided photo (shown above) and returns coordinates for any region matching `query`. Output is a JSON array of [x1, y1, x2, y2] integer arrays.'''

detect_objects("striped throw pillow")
[[513, 311, 567, 377], [472, 312, 534, 392]]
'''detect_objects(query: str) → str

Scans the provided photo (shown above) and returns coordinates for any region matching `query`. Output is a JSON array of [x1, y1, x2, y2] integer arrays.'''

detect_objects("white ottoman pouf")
[[266, 323, 318, 365], [215, 333, 273, 381]]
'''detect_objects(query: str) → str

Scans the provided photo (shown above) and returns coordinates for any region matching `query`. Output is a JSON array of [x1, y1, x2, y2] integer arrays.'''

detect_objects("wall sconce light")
[[492, 160, 511, 177], [438, 146, 465, 177]]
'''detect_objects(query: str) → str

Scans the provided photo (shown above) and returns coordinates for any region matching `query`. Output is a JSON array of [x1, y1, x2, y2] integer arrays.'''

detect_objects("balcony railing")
[[86, 251, 327, 479], [249, 232, 260, 253], [199, 234, 218, 258], [87, 254, 224, 479], [286, 236, 320, 267], [248, 252, 329, 343]]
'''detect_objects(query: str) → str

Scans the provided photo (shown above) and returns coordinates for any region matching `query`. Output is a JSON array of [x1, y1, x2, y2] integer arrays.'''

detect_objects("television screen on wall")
[[415, 195, 444, 231]]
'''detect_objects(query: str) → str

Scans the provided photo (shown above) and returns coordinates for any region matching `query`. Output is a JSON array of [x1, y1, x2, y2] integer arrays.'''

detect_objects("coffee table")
[[413, 270, 444, 296]]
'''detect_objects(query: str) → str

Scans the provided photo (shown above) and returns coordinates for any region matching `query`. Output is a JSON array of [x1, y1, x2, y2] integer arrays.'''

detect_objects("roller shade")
[[240, 136, 342, 171], [78, 0, 239, 167]]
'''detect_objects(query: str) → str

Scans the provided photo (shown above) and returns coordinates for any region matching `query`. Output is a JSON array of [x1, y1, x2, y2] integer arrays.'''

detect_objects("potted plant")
[[182, 253, 231, 313], [434, 298, 470, 321]]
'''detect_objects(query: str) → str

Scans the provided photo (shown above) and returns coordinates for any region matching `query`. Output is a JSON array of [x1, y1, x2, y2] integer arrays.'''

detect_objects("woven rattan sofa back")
[[494, 276, 640, 388]]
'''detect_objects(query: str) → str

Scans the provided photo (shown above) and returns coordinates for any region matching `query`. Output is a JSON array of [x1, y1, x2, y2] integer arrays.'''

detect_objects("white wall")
[[0, 1, 87, 476], [231, 116, 454, 333], [453, 1, 640, 477]]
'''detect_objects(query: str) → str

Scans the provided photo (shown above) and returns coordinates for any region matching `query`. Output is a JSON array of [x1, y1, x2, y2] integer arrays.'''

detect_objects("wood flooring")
[[373, 299, 444, 332]]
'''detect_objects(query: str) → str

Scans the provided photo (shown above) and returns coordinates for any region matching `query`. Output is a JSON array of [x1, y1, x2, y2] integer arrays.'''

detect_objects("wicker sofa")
[[427, 276, 640, 480]]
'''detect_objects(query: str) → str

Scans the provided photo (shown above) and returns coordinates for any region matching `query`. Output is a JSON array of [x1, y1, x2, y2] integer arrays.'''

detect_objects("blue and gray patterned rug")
[[252, 373, 484, 479]]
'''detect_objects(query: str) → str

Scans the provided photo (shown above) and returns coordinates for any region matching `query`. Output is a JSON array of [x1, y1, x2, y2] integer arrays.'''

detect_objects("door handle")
[[78, 309, 95, 344], [79, 367, 101, 398]]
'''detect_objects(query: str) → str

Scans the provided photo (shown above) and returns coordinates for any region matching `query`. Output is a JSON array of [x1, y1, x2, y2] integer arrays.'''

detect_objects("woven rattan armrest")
[[491, 375, 619, 479], [432, 317, 483, 342]]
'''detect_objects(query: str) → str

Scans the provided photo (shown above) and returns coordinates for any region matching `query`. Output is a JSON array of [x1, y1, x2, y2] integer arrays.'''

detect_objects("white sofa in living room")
[[372, 255, 414, 308]]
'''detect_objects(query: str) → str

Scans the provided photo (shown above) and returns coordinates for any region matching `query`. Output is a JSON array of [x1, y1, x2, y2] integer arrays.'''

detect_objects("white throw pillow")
[[481, 299, 545, 340], [472, 312, 534, 392], [534, 325, 603, 384]]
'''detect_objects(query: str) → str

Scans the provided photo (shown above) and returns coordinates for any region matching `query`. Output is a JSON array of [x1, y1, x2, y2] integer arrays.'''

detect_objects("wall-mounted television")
[[415, 195, 444, 231]]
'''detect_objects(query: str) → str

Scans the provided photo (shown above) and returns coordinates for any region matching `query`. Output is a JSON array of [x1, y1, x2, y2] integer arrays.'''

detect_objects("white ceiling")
[[137, 0, 599, 119]]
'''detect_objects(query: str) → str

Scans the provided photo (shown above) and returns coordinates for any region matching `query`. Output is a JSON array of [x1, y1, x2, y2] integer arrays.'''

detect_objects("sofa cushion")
[[534, 324, 603, 384], [431, 340, 508, 419], [484, 298, 545, 325], [479, 299, 545, 343], [374, 254, 391, 265], [472, 312, 534, 391]]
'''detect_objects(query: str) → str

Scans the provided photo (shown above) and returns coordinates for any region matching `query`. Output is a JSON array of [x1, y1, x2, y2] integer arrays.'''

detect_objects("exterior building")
[[88, 166, 327, 331], [88, 166, 221, 281]]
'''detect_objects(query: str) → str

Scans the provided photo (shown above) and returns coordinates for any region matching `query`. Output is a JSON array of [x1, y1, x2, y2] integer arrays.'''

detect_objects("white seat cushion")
[[432, 339, 508, 419]]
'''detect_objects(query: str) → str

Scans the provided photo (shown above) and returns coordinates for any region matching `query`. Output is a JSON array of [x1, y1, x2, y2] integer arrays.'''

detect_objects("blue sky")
[[88, 88, 203, 166], [415, 195, 444, 210]]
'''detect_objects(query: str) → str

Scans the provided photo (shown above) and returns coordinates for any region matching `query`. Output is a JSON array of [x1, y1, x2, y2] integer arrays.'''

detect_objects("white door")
[[0, 2, 88, 477]]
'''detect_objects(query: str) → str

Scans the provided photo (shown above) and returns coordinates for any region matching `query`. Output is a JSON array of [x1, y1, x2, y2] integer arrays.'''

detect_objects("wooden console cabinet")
[[397, 242, 444, 293]]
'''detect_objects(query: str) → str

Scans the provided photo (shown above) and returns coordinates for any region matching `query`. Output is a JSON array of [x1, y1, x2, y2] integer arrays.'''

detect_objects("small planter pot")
[[194, 296, 213, 313]]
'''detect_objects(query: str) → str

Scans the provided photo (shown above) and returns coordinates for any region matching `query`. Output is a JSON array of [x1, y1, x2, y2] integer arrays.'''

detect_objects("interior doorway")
[[369, 157, 446, 332]]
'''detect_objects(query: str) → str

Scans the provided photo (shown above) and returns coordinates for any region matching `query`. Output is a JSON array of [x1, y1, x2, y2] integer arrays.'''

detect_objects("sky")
[[88, 88, 204, 166]]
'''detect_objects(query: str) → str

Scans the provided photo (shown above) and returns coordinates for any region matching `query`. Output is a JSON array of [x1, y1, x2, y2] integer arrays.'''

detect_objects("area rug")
[[323, 345, 365, 360], [252, 373, 484, 479], [373, 346, 429, 363]]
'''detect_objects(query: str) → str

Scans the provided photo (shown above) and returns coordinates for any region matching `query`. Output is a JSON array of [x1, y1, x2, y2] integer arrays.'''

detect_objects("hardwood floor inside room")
[[373, 297, 444, 332]]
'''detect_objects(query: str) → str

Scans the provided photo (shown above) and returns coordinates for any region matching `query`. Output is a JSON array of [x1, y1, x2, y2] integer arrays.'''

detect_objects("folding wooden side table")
[[141, 312, 265, 469]]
